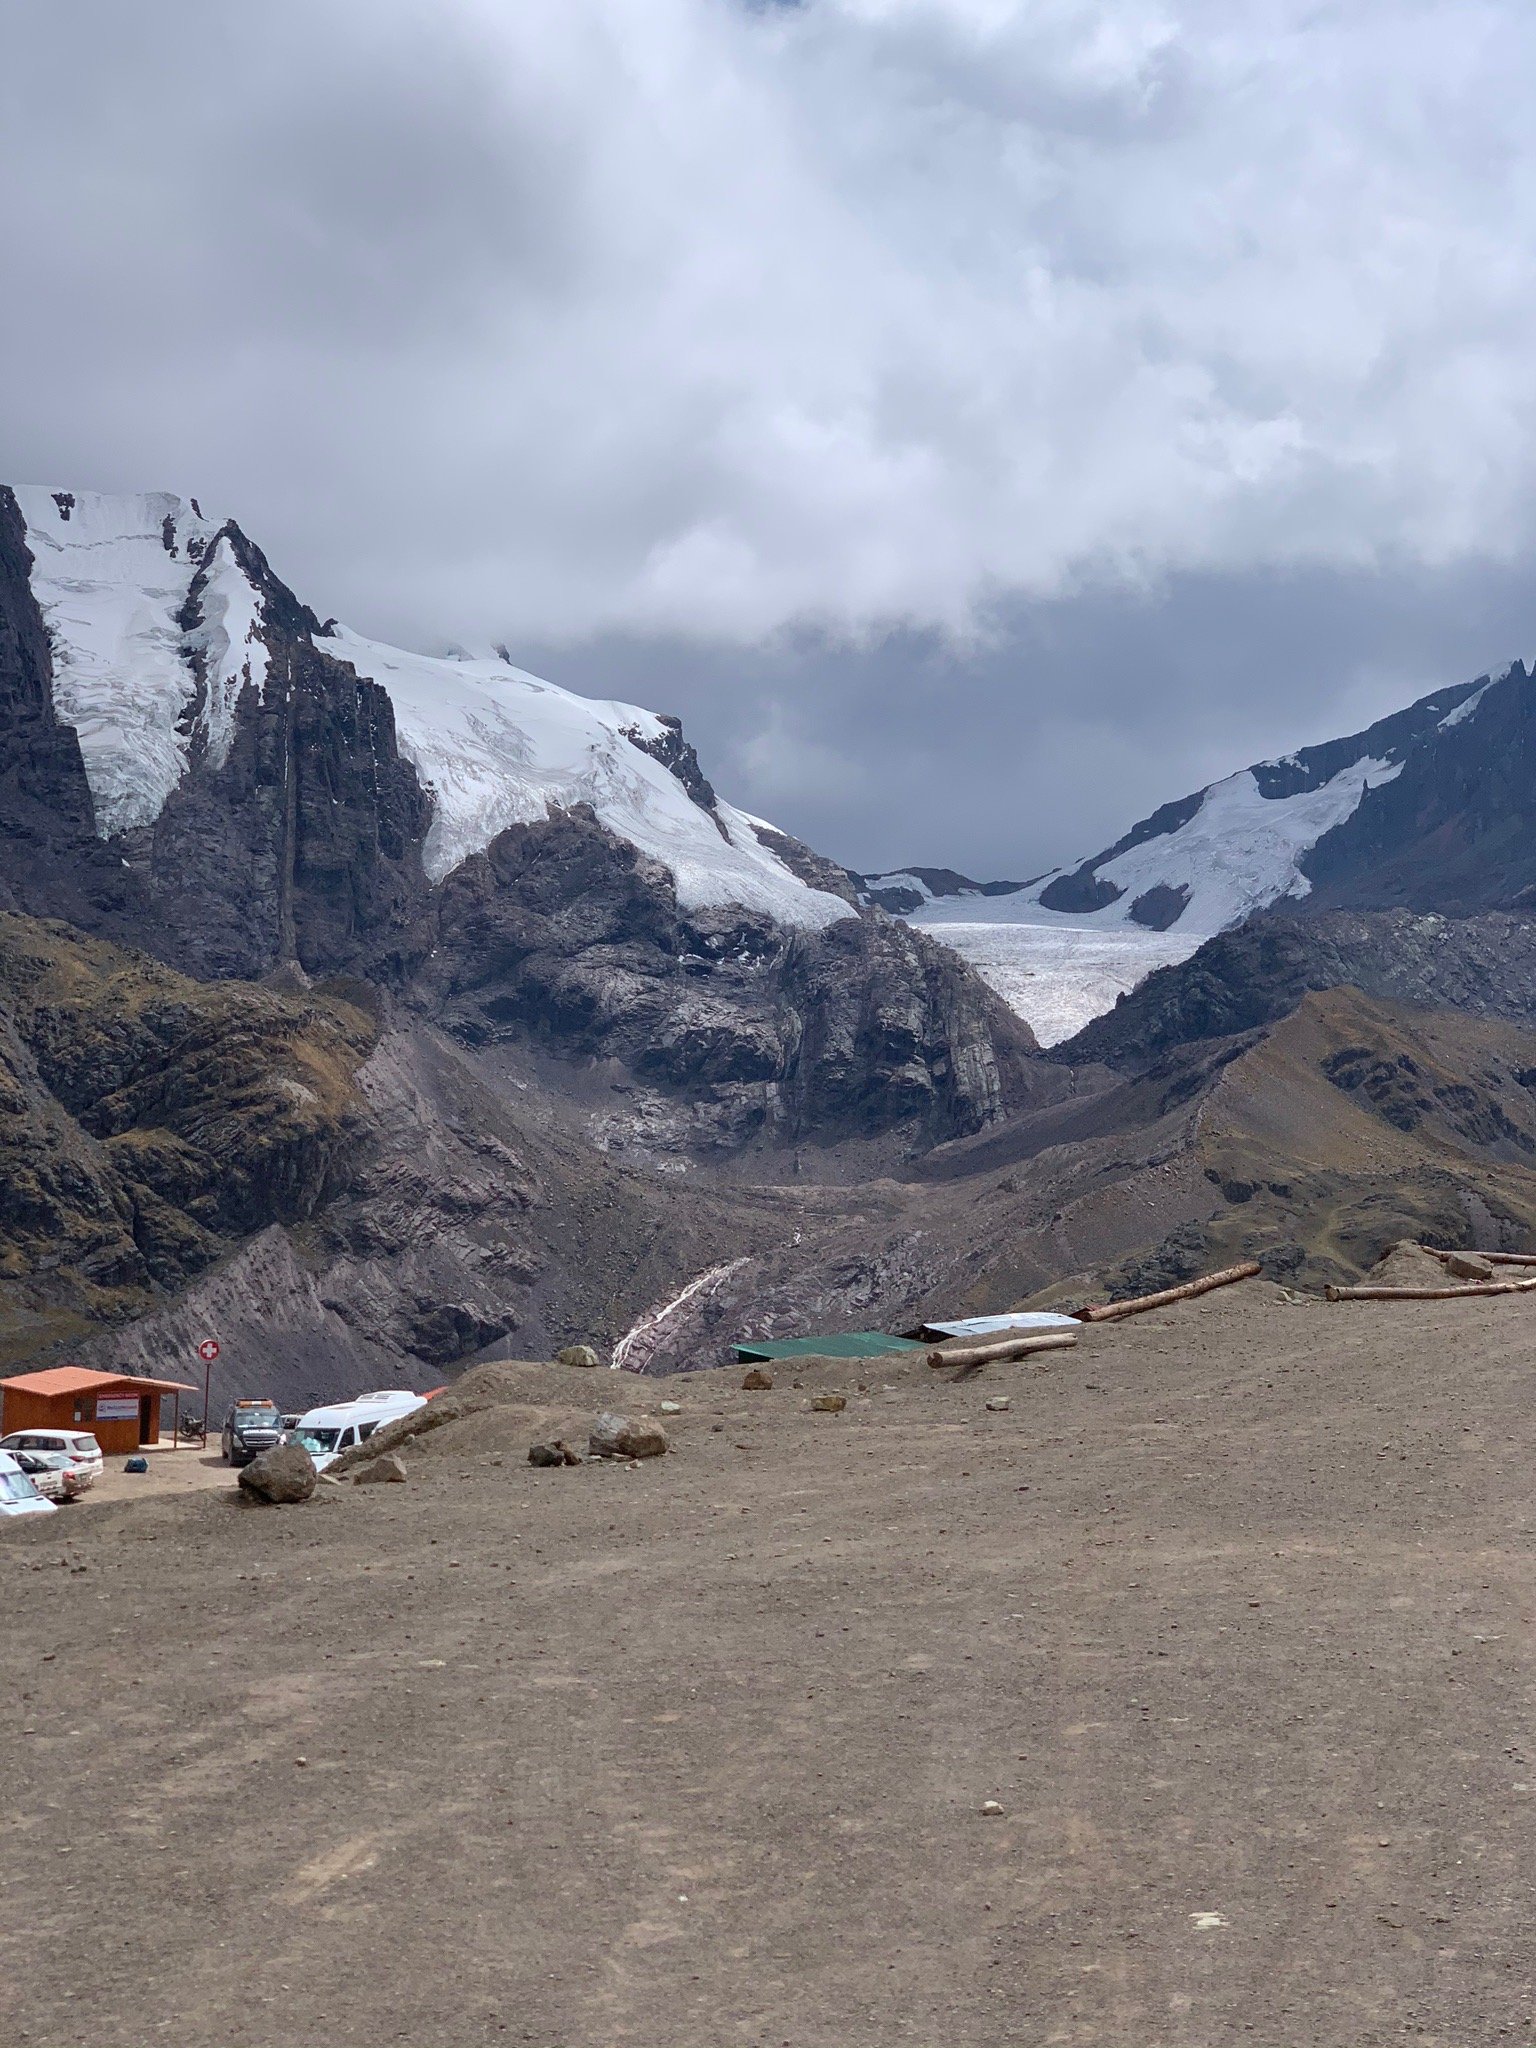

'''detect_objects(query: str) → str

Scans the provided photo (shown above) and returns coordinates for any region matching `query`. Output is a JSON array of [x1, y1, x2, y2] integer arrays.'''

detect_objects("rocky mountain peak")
[[0, 481, 1039, 1156]]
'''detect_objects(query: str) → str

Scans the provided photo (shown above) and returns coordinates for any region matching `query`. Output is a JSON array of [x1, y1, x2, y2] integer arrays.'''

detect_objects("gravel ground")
[[5, 1283, 1536, 2047]]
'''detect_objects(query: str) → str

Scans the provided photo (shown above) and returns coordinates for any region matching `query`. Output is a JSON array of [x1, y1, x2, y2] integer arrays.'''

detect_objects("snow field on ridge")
[[14, 487, 271, 836], [11, 488, 850, 932], [1006, 752, 1406, 935], [318, 626, 851, 926]]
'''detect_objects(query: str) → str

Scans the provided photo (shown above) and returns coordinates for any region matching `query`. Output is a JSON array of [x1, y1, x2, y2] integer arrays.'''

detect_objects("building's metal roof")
[[732, 1333, 924, 1363], [1, 1367, 197, 1396], [918, 1312, 1080, 1341]]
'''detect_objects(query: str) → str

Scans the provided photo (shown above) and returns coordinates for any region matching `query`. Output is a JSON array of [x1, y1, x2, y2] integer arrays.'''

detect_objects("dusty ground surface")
[[66, 1443, 233, 1510], [5, 1282, 1536, 2047]]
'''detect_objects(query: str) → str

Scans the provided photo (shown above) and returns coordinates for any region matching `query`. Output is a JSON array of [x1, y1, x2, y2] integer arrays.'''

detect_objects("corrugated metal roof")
[[732, 1333, 924, 1363], [919, 1312, 1080, 1340], [1, 1367, 197, 1396]]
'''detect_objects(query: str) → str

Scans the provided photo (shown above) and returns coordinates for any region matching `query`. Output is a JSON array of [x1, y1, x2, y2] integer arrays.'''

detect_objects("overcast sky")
[[5, 0, 1536, 877]]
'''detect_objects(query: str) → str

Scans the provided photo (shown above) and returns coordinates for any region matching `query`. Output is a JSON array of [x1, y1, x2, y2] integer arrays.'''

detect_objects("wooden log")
[[1326, 1277, 1536, 1302], [1420, 1246, 1536, 1267], [1073, 1260, 1263, 1325], [927, 1331, 1078, 1371]]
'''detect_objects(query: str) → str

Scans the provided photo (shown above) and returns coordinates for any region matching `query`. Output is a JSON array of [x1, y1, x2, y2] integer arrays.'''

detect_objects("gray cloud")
[[524, 555, 1536, 878], [3, 2, 1536, 875]]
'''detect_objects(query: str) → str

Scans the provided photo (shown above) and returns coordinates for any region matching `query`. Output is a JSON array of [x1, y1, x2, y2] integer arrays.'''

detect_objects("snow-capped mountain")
[[853, 866, 1025, 915], [955, 670, 1518, 938], [889, 665, 1534, 1041], [0, 483, 1036, 1151], [13, 487, 851, 931]]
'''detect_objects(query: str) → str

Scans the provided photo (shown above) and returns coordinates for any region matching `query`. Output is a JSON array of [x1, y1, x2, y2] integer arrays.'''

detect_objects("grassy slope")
[[1195, 987, 1536, 1281], [0, 912, 375, 1367]]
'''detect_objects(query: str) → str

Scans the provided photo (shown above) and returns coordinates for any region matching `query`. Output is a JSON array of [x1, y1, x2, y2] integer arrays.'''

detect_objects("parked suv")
[[0, 1430, 102, 1487], [220, 1401, 284, 1466]]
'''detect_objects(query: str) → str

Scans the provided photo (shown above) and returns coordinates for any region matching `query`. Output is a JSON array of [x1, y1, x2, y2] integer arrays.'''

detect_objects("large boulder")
[[589, 1411, 669, 1460], [558, 1344, 602, 1368], [238, 1442, 316, 1504]]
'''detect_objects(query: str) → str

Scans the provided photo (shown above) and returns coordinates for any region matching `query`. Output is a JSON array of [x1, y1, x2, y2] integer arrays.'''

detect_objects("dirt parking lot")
[[71, 1442, 233, 1510], [5, 1284, 1536, 2046]]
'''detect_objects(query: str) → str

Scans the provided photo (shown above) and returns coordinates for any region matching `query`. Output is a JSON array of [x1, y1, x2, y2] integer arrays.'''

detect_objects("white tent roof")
[[920, 1311, 1080, 1339]]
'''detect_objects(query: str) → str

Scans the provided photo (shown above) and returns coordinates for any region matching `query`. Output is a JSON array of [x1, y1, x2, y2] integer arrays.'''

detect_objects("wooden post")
[[927, 1331, 1078, 1371], [1074, 1261, 1263, 1325], [1326, 1277, 1536, 1302], [1419, 1246, 1536, 1268]]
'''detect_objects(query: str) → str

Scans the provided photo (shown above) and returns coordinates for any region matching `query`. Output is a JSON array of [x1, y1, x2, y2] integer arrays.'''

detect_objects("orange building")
[[0, 1367, 197, 1456]]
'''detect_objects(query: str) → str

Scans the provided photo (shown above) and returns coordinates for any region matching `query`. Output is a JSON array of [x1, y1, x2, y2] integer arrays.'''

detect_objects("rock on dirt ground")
[[8, 1295, 1536, 2046], [353, 1452, 409, 1485], [236, 1441, 316, 1504], [528, 1439, 581, 1467], [588, 1411, 669, 1460], [1444, 1250, 1496, 1281]]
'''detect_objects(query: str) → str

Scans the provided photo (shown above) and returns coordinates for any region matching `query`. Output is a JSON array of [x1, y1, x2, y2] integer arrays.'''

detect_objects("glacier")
[[907, 899, 1203, 1046], [14, 487, 269, 835]]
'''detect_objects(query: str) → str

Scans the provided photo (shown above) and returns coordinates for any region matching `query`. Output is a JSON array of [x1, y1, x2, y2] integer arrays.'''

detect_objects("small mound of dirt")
[[424, 1403, 594, 1462], [1364, 1239, 1448, 1289], [330, 1361, 567, 1475]]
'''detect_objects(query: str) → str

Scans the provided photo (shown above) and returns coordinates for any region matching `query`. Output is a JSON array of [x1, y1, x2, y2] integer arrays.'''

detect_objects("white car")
[[0, 1449, 58, 1518], [285, 1391, 427, 1472], [0, 1430, 103, 1488], [12, 1449, 86, 1502]]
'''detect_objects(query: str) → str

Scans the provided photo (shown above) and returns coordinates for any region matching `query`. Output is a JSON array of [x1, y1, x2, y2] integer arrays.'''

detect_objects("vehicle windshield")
[[292, 1428, 339, 1454], [0, 1467, 42, 1502], [233, 1409, 279, 1429]]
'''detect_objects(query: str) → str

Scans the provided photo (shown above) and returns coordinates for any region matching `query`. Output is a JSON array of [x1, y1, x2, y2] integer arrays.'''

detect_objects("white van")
[[0, 1448, 59, 1519], [286, 1390, 427, 1471]]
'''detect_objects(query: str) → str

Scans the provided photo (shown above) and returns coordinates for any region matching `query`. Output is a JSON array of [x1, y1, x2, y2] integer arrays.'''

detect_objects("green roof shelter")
[[731, 1332, 923, 1364]]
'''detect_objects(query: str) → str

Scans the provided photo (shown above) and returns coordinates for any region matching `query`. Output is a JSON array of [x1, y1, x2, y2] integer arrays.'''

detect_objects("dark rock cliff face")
[[0, 503, 436, 983], [1127, 882, 1190, 931], [136, 627, 434, 982], [750, 823, 862, 907], [0, 490, 143, 932], [1299, 664, 1536, 913], [1062, 907, 1536, 1070], [778, 913, 1036, 1143], [620, 713, 722, 823], [417, 806, 1038, 1148], [1037, 867, 1125, 915]]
